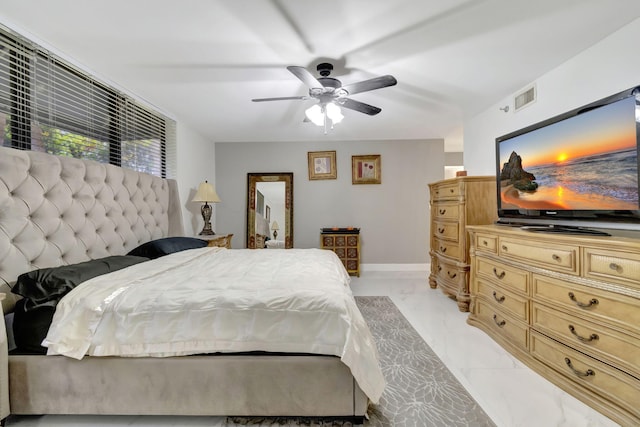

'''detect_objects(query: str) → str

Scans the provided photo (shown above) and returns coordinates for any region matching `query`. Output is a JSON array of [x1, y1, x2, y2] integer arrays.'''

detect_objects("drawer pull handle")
[[449, 189, 454, 193], [552, 254, 561, 262], [482, 240, 488, 246], [438, 227, 445, 234], [439, 209, 446, 215], [608, 262, 622, 273], [447, 271, 457, 279], [568, 292, 598, 309], [438, 266, 442, 272], [568, 325, 599, 343], [492, 314, 506, 327], [492, 291, 505, 303], [439, 246, 447, 253], [564, 357, 595, 378], [501, 245, 508, 251], [492, 268, 506, 279]]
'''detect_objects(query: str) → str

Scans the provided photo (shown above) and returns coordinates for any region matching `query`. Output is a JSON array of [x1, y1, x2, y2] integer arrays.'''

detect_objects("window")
[[0, 24, 175, 178]]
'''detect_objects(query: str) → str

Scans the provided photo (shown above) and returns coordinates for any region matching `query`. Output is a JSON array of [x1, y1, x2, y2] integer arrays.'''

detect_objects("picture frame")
[[308, 150, 337, 180], [352, 154, 381, 184], [265, 205, 271, 222]]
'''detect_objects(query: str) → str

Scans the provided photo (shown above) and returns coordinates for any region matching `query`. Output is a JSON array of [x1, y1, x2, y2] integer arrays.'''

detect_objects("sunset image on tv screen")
[[498, 96, 639, 210]]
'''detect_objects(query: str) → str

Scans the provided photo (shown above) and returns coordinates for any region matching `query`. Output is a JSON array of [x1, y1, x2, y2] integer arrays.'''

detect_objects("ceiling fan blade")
[[340, 98, 382, 115], [287, 66, 323, 89], [341, 75, 397, 96], [252, 96, 309, 102]]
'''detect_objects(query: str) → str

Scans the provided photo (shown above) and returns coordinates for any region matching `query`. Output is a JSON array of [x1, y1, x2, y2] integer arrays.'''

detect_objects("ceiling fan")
[[252, 63, 397, 130]]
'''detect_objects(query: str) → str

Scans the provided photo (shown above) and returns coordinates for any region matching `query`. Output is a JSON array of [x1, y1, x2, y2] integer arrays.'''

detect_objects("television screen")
[[496, 87, 640, 228]]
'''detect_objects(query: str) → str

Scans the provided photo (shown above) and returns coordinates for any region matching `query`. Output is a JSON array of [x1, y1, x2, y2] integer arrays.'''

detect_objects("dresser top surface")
[[468, 224, 640, 246], [429, 175, 495, 186]]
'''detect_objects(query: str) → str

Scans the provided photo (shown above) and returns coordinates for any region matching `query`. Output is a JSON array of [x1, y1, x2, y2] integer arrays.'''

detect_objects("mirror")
[[246, 172, 293, 248]]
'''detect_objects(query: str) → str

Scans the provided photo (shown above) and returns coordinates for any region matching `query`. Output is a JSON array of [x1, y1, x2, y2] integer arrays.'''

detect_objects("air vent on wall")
[[514, 85, 536, 111]]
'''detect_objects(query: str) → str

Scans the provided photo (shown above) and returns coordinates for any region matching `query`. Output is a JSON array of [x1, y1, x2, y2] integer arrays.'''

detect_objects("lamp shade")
[[192, 181, 221, 203], [325, 102, 344, 124], [305, 104, 324, 126], [271, 221, 279, 231], [305, 102, 343, 127]]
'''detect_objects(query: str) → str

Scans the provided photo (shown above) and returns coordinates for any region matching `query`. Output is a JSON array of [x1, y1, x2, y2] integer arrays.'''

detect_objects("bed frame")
[[0, 146, 367, 422]]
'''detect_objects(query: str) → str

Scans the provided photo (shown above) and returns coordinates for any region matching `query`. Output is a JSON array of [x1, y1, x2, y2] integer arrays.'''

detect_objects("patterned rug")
[[227, 296, 495, 427]]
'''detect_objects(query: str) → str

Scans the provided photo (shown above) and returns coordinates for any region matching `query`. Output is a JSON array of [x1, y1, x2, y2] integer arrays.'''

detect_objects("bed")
[[0, 146, 383, 423]]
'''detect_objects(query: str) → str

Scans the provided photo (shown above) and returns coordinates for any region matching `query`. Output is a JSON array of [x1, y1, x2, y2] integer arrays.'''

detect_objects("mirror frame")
[[246, 172, 294, 248]]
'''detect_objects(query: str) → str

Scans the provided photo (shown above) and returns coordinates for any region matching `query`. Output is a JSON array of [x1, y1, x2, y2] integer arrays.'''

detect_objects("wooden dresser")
[[321, 229, 360, 276], [428, 176, 496, 311], [467, 225, 640, 426]]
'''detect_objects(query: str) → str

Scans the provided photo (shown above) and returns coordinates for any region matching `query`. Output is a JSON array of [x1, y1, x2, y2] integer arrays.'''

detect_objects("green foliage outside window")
[[2, 114, 161, 177]]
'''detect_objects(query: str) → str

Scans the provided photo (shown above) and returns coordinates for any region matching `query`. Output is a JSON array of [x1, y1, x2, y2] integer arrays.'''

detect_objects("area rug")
[[227, 296, 495, 427]]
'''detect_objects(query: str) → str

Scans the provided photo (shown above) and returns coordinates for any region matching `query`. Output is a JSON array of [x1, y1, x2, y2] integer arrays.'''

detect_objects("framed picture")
[[265, 205, 271, 222], [352, 154, 381, 184], [308, 150, 337, 180]]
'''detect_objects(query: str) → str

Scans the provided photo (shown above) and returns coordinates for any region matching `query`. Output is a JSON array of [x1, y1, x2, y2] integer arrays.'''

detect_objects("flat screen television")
[[495, 85, 640, 234]]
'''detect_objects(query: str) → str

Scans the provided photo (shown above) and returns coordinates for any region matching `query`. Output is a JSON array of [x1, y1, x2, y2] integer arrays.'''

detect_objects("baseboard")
[[360, 263, 429, 272]]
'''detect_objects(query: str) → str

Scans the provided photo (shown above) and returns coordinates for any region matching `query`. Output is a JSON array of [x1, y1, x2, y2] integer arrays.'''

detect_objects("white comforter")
[[43, 247, 385, 402]]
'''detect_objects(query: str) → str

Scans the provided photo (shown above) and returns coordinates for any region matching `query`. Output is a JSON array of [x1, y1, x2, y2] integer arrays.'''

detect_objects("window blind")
[[0, 24, 176, 179]]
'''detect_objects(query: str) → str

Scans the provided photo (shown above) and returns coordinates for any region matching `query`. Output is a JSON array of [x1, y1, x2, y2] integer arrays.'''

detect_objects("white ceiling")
[[2, 0, 640, 152]]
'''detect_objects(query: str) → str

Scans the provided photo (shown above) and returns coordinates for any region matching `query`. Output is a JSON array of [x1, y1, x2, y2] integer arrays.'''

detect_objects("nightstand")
[[199, 233, 233, 249], [320, 228, 360, 276]]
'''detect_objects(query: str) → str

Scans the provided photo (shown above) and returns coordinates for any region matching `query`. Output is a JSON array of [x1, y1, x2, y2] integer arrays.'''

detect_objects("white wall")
[[215, 139, 444, 264], [175, 121, 216, 236], [463, 17, 640, 175]]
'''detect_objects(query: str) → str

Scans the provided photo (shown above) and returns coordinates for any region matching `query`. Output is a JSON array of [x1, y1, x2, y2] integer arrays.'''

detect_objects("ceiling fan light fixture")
[[305, 102, 344, 128], [253, 63, 397, 130], [326, 102, 343, 124], [305, 104, 325, 126]]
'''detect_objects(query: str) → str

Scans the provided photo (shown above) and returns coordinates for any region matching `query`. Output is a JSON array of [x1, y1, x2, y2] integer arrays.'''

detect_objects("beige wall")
[[215, 139, 444, 264]]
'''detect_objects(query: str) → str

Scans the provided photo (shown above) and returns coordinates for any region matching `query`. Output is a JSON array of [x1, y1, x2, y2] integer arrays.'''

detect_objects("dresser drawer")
[[433, 221, 459, 242], [435, 258, 466, 290], [321, 235, 335, 247], [434, 238, 462, 260], [475, 234, 497, 253], [431, 183, 461, 200], [476, 278, 529, 322], [532, 274, 640, 336], [583, 247, 640, 288], [475, 299, 528, 350], [345, 259, 358, 272], [530, 331, 640, 420], [475, 258, 529, 294], [323, 234, 350, 247], [433, 202, 460, 220], [532, 303, 640, 378], [499, 238, 578, 274]]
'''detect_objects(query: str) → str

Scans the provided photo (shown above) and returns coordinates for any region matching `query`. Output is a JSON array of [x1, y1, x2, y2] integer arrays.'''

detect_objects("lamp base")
[[199, 202, 215, 235]]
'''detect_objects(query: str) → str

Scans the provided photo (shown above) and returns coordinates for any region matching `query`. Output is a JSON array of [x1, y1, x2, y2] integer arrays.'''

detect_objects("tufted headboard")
[[0, 146, 184, 312]]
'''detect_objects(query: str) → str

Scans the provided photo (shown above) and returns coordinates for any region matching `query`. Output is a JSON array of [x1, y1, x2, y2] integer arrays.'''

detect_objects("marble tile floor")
[[6, 271, 619, 427], [351, 271, 618, 427]]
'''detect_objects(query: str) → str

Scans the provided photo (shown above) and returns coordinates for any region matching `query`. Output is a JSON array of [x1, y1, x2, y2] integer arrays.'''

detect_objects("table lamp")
[[192, 180, 221, 235]]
